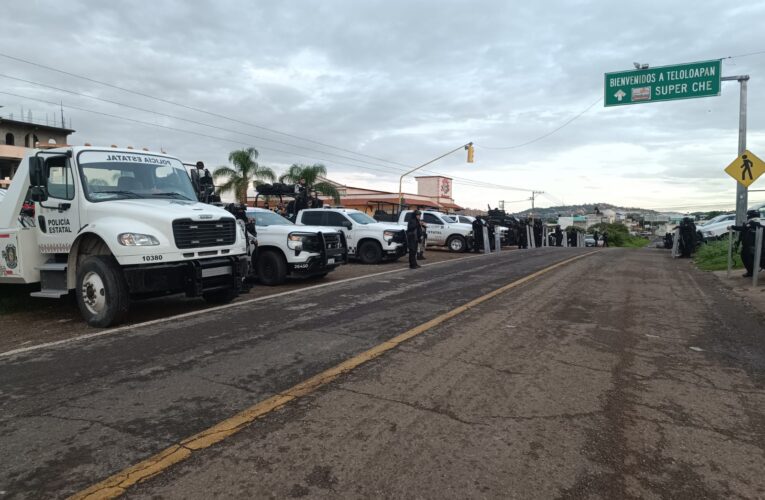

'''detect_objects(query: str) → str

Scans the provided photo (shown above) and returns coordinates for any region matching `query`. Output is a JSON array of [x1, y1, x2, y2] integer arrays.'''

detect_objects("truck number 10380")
[[142, 255, 163, 262]]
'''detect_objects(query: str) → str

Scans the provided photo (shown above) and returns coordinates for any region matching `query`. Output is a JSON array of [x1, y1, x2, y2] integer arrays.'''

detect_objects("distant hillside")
[[510, 203, 659, 218]]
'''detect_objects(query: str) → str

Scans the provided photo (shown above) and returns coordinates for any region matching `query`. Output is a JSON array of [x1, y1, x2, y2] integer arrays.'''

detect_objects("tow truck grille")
[[172, 218, 236, 249]]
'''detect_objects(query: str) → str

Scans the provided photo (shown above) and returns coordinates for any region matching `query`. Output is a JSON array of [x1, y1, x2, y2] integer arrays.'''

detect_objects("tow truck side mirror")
[[28, 156, 49, 202], [341, 220, 352, 229]]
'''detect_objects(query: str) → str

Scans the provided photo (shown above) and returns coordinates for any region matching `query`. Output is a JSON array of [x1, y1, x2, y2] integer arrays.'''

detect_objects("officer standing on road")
[[554, 225, 564, 247], [732, 210, 763, 278], [417, 217, 427, 260], [472, 217, 484, 253], [602, 231, 609, 248], [407, 210, 423, 269]]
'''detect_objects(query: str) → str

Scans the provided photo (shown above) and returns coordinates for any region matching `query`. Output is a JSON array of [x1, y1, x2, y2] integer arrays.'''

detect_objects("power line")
[[0, 54, 540, 193], [722, 49, 765, 60], [477, 95, 602, 150], [0, 90, 536, 196]]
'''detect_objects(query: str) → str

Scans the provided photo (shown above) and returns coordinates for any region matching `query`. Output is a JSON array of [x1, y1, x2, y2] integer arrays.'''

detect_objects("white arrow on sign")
[[614, 89, 626, 101]]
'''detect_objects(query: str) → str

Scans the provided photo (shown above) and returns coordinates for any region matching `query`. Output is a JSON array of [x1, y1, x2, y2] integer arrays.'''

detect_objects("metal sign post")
[[754, 226, 763, 288], [727, 228, 734, 279], [722, 75, 751, 226]]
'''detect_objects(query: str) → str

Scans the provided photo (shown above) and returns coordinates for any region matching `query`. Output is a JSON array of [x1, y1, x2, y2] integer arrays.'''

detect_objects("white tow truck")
[[0, 147, 249, 327], [295, 208, 407, 264], [245, 207, 347, 285], [384, 209, 473, 252]]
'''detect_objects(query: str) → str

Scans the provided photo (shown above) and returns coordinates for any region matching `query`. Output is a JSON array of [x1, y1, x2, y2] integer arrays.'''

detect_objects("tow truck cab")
[[0, 147, 249, 327]]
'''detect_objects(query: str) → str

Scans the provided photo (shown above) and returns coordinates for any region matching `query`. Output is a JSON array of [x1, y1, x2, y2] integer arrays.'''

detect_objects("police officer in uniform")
[[195, 161, 214, 202], [472, 217, 484, 253], [732, 210, 763, 277], [407, 210, 423, 269]]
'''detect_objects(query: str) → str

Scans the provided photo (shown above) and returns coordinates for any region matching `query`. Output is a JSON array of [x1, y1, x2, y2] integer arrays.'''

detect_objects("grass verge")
[[619, 236, 650, 248], [694, 239, 743, 271]]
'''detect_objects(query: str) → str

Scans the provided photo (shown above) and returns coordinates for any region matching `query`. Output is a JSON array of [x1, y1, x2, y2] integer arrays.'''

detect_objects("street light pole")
[[398, 142, 473, 212], [721, 75, 750, 226]]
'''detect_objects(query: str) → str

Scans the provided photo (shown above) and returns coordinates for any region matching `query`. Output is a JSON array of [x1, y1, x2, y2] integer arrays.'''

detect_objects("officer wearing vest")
[[732, 210, 763, 278], [407, 210, 423, 269]]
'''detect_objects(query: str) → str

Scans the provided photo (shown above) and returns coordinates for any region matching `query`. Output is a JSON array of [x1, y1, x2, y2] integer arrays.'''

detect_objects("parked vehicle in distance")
[[382, 210, 473, 252], [445, 214, 510, 245], [245, 207, 347, 285], [697, 213, 735, 227], [296, 208, 407, 264], [700, 214, 738, 240], [585, 235, 597, 247]]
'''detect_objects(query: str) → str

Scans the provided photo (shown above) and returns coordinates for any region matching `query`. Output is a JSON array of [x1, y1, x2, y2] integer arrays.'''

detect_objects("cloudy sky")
[[1, 0, 764, 212]]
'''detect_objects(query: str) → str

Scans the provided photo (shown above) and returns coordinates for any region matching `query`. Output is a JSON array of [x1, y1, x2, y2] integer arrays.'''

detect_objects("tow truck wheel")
[[358, 240, 383, 264], [256, 250, 287, 286], [447, 235, 467, 253], [75, 256, 129, 327]]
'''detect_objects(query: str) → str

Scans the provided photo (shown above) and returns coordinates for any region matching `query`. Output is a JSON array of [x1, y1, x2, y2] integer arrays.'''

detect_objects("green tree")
[[279, 163, 341, 204], [213, 148, 275, 205]]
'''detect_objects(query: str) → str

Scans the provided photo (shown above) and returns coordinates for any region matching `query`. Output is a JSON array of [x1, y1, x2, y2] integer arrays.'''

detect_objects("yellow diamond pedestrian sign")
[[724, 150, 765, 188]]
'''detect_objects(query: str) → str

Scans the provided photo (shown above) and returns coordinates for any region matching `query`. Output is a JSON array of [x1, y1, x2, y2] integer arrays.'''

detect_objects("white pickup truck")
[[295, 208, 407, 264], [245, 207, 347, 285], [0, 147, 249, 327], [383, 209, 473, 252]]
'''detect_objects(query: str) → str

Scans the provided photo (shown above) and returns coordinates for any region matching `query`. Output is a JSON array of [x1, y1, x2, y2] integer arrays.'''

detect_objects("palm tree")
[[213, 148, 275, 205], [279, 163, 341, 204]]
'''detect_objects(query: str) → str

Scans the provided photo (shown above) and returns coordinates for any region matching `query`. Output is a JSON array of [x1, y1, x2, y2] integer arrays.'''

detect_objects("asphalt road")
[[129, 248, 765, 500], [0, 246, 589, 498], [0, 248, 469, 353]]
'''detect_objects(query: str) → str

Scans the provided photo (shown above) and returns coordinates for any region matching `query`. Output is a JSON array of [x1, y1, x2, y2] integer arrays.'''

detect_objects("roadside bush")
[[694, 239, 743, 271], [589, 222, 646, 247]]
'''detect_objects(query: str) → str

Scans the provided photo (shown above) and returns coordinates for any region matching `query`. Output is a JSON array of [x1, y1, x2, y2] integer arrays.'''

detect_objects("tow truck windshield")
[[77, 151, 196, 202]]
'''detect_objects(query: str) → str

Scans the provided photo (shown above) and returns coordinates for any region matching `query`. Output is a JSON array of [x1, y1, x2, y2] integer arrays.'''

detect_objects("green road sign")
[[604, 59, 721, 107]]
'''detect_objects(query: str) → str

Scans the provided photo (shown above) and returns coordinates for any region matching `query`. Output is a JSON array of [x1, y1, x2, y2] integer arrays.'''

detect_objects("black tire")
[[256, 250, 287, 286], [358, 240, 383, 264], [203, 288, 238, 304], [446, 235, 467, 253], [75, 255, 130, 327]]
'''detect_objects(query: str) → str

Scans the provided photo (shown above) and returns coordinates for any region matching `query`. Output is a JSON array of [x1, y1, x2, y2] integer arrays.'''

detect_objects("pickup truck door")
[[422, 213, 445, 245], [36, 154, 81, 255], [324, 211, 354, 254]]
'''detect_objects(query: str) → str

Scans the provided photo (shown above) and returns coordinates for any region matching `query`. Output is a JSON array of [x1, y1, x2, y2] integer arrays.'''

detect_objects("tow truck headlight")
[[118, 233, 160, 246]]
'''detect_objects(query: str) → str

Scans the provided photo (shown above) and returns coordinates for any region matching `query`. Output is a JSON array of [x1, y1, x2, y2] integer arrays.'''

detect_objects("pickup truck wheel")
[[203, 288, 238, 304], [358, 240, 383, 264], [447, 235, 467, 253], [76, 256, 129, 327], [256, 250, 287, 286]]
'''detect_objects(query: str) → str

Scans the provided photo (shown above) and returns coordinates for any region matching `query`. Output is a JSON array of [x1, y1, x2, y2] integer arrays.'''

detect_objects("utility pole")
[[529, 190, 544, 217], [721, 75, 750, 226]]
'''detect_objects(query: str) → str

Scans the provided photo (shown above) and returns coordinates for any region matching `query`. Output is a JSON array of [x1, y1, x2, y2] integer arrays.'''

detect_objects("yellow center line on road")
[[69, 250, 598, 500]]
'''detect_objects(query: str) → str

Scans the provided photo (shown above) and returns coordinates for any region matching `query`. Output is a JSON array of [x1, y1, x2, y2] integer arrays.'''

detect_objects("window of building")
[[4, 133, 14, 145]]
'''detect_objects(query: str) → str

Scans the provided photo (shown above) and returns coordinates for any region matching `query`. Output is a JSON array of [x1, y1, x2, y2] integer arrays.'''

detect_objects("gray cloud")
[[1, 0, 763, 210]]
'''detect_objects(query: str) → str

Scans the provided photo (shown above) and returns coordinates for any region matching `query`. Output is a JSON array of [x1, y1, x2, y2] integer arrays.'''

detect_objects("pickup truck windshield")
[[77, 151, 196, 202], [348, 212, 377, 224], [247, 210, 294, 226]]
